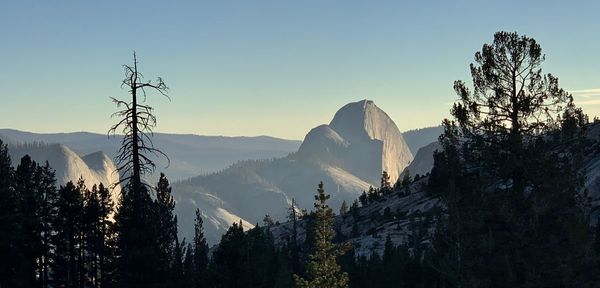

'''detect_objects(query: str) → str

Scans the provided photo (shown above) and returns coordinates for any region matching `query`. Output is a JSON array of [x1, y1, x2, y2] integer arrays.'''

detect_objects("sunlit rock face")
[[299, 99, 413, 184], [8, 143, 122, 203], [174, 100, 414, 244]]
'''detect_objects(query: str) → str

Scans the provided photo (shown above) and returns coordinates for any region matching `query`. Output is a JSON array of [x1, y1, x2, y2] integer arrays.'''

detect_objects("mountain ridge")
[[173, 100, 414, 244]]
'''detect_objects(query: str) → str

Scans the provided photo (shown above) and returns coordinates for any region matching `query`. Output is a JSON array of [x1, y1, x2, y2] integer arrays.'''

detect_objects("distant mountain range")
[[0, 129, 301, 181], [0, 102, 444, 244]]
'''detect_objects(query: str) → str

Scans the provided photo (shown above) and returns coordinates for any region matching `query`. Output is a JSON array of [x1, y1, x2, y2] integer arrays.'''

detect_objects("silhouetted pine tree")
[[429, 31, 594, 287], [51, 180, 85, 288], [0, 139, 20, 287], [109, 52, 170, 288], [82, 183, 115, 288], [380, 171, 392, 195], [171, 239, 186, 288], [114, 183, 159, 287], [209, 221, 246, 288], [36, 162, 58, 288], [153, 173, 178, 287], [191, 208, 209, 288], [339, 200, 348, 218], [182, 243, 195, 287], [108, 52, 169, 191], [294, 181, 349, 288], [288, 198, 300, 273], [400, 171, 412, 196], [14, 155, 43, 287]]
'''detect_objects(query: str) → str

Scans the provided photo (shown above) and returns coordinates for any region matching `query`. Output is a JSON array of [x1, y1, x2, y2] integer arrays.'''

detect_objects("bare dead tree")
[[109, 52, 170, 191]]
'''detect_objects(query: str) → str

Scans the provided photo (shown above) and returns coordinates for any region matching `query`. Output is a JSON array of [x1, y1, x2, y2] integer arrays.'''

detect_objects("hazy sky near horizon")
[[1, 1, 599, 140]]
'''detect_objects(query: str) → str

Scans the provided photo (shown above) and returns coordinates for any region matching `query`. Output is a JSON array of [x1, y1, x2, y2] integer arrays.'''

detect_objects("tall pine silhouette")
[[294, 181, 349, 288], [109, 52, 171, 287], [430, 31, 593, 287]]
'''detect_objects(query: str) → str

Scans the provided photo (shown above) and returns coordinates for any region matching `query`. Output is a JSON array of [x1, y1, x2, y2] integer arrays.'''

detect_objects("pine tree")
[[339, 200, 348, 218], [209, 221, 246, 288], [288, 198, 300, 274], [0, 139, 20, 287], [358, 191, 368, 206], [263, 214, 275, 226], [244, 226, 278, 287], [14, 155, 43, 287], [82, 183, 115, 288], [349, 200, 360, 220], [153, 173, 178, 287], [430, 31, 594, 287], [380, 171, 392, 195], [182, 243, 195, 287], [171, 239, 186, 288], [109, 53, 170, 287], [294, 181, 350, 288], [108, 52, 169, 191], [400, 171, 412, 196], [36, 162, 58, 288], [114, 184, 159, 287], [52, 180, 85, 288], [191, 209, 209, 288]]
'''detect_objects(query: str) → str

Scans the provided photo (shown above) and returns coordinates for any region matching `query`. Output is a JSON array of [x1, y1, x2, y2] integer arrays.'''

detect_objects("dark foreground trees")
[[0, 142, 118, 288], [429, 31, 595, 287]]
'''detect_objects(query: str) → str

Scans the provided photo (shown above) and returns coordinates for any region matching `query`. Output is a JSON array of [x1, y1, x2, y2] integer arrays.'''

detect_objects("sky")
[[0, 1, 598, 140]]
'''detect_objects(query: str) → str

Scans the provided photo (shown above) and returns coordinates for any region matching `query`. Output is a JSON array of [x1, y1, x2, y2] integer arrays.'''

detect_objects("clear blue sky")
[[1, 1, 598, 140]]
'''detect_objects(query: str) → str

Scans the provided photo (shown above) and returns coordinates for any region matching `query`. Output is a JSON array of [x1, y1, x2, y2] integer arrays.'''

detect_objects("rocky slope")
[[269, 177, 440, 258], [268, 122, 600, 257]]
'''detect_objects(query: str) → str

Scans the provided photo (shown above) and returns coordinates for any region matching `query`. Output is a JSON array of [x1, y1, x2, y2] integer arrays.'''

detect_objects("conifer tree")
[[153, 173, 178, 286], [294, 181, 349, 288], [191, 208, 209, 288], [36, 162, 58, 288], [430, 31, 593, 287], [114, 183, 159, 287], [380, 171, 392, 195], [182, 243, 195, 287], [14, 155, 43, 287], [209, 221, 246, 288], [358, 191, 368, 206], [288, 198, 300, 274], [263, 214, 275, 226], [52, 180, 85, 288], [400, 171, 412, 196], [0, 139, 20, 287], [109, 52, 170, 287], [171, 239, 186, 288], [349, 200, 360, 220], [109, 52, 169, 191], [339, 200, 348, 218], [83, 183, 115, 288]]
